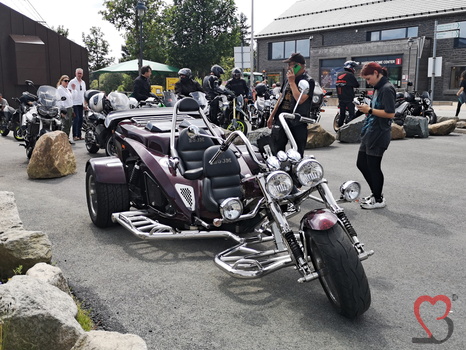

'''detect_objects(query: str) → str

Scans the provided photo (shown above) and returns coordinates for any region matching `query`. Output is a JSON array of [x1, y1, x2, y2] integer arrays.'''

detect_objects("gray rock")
[[247, 127, 271, 147], [429, 119, 457, 136], [26, 262, 71, 296], [391, 123, 406, 140], [0, 275, 84, 350], [404, 116, 429, 138], [0, 229, 52, 279], [306, 123, 335, 148], [27, 130, 77, 179], [71, 330, 148, 350], [336, 116, 365, 143], [0, 192, 22, 233], [437, 116, 458, 123]]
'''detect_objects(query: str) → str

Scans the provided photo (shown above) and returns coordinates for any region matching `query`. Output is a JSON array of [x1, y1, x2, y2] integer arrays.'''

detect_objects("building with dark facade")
[[0, 3, 88, 105], [256, 0, 466, 101]]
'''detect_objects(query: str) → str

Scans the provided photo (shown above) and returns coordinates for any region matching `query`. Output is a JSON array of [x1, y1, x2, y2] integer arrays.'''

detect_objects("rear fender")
[[85, 157, 126, 184], [300, 208, 338, 231]]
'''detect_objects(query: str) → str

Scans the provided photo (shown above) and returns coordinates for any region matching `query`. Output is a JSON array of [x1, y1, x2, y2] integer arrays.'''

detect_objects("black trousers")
[[356, 151, 384, 200], [338, 100, 355, 127], [271, 122, 307, 157]]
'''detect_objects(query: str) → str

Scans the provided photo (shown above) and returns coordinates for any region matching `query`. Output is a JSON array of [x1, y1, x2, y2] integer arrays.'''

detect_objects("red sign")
[[396, 58, 402, 65]]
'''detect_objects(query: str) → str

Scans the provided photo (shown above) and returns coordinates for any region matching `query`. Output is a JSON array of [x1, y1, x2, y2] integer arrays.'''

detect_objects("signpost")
[[430, 21, 459, 101]]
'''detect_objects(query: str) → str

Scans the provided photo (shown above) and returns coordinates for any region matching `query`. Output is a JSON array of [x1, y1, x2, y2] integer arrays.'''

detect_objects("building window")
[[454, 21, 466, 48], [268, 40, 310, 60], [450, 66, 466, 89], [320, 58, 346, 89], [368, 26, 418, 41], [354, 55, 404, 88]]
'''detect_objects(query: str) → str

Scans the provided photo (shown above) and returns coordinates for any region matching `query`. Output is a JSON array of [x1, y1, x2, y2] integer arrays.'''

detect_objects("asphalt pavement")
[[1, 105, 465, 349]]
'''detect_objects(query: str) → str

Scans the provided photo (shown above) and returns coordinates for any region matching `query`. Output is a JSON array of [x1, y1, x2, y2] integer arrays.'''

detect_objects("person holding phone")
[[267, 53, 315, 157], [355, 62, 395, 209]]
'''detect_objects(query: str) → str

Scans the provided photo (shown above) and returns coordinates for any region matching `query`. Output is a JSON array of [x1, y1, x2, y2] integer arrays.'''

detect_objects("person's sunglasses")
[[63, 80, 69, 82]]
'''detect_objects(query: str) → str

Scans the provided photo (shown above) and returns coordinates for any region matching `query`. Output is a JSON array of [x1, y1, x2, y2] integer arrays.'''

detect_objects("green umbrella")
[[92, 59, 178, 74]]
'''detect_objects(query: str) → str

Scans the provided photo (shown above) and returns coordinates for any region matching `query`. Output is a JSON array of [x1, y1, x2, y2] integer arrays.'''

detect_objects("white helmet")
[[129, 97, 138, 109], [89, 92, 106, 113]]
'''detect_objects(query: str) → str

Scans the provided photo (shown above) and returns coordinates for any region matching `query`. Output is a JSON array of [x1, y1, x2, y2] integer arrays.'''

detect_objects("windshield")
[[163, 91, 178, 107], [108, 91, 130, 111], [37, 85, 59, 108], [189, 91, 207, 110]]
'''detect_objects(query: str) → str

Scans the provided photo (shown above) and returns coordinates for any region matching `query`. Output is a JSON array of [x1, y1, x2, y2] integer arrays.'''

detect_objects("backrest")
[[202, 145, 242, 212], [176, 127, 214, 172]]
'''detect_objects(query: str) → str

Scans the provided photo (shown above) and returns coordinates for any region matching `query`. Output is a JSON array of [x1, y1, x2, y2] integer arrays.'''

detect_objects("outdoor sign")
[[428, 57, 443, 77], [436, 22, 460, 32], [436, 30, 459, 40], [166, 77, 178, 91], [234, 46, 251, 69]]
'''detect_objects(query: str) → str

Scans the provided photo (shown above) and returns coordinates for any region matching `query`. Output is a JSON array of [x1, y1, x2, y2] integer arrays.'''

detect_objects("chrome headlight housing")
[[265, 171, 293, 199], [295, 159, 324, 187], [286, 149, 302, 163], [340, 181, 361, 202], [219, 198, 243, 221], [266, 155, 281, 170]]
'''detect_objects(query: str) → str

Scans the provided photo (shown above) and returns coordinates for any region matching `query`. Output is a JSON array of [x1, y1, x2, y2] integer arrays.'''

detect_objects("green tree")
[[53, 25, 69, 37], [165, 0, 242, 78], [82, 27, 115, 71], [100, 0, 168, 63]]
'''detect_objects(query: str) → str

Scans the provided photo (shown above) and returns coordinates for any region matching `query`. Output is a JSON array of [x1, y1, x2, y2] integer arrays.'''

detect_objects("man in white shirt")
[[69, 68, 87, 141]]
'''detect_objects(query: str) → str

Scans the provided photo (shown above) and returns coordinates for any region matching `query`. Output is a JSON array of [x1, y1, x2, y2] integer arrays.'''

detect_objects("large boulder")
[[437, 116, 458, 123], [247, 127, 271, 147], [428, 119, 457, 136], [306, 123, 335, 148], [71, 330, 148, 350], [26, 262, 71, 296], [0, 229, 52, 279], [404, 116, 429, 138], [0, 275, 84, 350], [27, 130, 76, 179], [391, 123, 406, 140], [336, 116, 365, 143]]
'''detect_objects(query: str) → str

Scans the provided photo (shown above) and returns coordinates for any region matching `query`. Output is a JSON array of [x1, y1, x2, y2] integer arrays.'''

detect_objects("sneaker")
[[360, 194, 374, 204], [360, 196, 386, 209]]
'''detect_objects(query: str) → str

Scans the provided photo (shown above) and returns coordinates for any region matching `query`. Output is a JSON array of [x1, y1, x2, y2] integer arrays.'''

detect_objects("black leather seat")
[[176, 127, 214, 180], [202, 145, 242, 213]]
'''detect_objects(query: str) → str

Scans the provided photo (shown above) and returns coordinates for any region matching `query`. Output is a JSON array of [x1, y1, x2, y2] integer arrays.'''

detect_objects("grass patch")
[[74, 298, 95, 331]]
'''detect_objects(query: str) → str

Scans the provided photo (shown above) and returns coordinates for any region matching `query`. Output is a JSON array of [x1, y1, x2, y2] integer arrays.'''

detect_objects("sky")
[[1, 0, 293, 60]]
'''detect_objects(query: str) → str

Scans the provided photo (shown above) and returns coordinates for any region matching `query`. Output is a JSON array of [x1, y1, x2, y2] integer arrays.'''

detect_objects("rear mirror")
[[298, 80, 309, 94]]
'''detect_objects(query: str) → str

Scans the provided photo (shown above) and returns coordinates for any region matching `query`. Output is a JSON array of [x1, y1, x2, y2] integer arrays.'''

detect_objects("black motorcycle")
[[397, 89, 437, 125]]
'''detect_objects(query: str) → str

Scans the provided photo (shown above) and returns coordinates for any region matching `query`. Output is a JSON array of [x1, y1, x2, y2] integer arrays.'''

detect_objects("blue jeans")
[[72, 104, 84, 138]]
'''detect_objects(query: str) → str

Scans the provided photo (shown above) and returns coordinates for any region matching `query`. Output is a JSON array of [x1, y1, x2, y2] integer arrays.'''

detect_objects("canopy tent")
[[92, 59, 178, 74]]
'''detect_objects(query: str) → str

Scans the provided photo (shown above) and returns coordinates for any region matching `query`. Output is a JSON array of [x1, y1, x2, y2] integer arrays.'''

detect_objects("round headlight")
[[340, 181, 361, 202], [265, 171, 293, 199], [295, 159, 324, 187], [37, 106, 48, 116], [48, 108, 58, 117], [424, 99, 431, 106], [219, 198, 243, 221]]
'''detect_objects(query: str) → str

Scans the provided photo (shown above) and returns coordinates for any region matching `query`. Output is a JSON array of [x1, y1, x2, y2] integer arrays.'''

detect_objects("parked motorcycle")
[[1, 81, 39, 141], [310, 82, 332, 123], [395, 90, 437, 125], [333, 90, 371, 132], [18, 84, 62, 158], [85, 79, 373, 318], [84, 90, 132, 156], [248, 83, 274, 130]]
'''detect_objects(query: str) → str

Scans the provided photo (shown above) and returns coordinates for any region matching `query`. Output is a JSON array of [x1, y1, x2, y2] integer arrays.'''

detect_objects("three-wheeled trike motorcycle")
[[85, 81, 373, 318]]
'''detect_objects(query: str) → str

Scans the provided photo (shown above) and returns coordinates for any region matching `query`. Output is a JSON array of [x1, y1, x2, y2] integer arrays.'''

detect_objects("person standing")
[[336, 61, 360, 127], [56, 75, 74, 144], [132, 65, 152, 102], [266, 52, 315, 157], [455, 70, 466, 117], [225, 68, 249, 102], [356, 62, 395, 209], [69, 68, 87, 141]]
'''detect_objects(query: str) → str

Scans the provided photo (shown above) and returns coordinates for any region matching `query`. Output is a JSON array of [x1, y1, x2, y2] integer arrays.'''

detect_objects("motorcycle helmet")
[[255, 83, 267, 97], [129, 97, 138, 109], [343, 60, 358, 73], [89, 92, 106, 113], [84, 90, 101, 104], [178, 68, 192, 80], [211, 64, 224, 78], [231, 67, 242, 79]]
